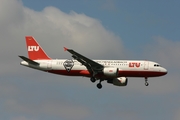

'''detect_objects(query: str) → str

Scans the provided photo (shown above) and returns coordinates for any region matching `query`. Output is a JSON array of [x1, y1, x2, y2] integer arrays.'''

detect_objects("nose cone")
[[161, 67, 168, 75]]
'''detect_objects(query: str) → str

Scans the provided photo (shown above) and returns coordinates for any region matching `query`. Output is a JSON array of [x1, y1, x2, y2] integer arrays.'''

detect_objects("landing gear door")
[[144, 61, 149, 70]]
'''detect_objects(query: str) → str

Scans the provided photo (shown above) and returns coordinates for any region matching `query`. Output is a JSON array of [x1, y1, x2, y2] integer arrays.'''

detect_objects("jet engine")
[[103, 67, 119, 77], [109, 77, 128, 86]]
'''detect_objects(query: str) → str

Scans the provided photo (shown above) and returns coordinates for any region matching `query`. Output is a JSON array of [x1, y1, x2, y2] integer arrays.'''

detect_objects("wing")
[[64, 47, 104, 75]]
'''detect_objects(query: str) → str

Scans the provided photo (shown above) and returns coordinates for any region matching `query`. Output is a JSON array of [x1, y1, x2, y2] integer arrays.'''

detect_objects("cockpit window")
[[154, 64, 161, 67]]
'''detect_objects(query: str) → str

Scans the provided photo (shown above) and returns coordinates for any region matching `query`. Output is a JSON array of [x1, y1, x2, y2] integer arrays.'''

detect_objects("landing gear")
[[90, 77, 103, 89], [145, 82, 149, 86], [90, 77, 96, 83], [96, 79, 103, 89], [97, 83, 102, 89], [145, 77, 149, 86]]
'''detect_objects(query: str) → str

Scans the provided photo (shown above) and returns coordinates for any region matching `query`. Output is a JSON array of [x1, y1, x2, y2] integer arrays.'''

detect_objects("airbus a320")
[[19, 36, 167, 89]]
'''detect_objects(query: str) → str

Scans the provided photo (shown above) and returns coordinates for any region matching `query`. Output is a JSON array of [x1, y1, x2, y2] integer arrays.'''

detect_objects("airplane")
[[19, 36, 167, 89]]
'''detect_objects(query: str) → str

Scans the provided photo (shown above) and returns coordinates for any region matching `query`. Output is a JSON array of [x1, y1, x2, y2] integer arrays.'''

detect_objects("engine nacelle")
[[112, 77, 128, 86], [103, 67, 119, 77]]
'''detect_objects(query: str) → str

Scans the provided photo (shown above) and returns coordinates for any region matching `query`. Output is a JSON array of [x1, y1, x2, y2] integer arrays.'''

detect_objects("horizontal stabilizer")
[[19, 56, 39, 65]]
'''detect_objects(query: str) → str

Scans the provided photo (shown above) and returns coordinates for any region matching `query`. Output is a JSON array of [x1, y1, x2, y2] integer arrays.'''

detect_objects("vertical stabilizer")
[[25, 36, 51, 60]]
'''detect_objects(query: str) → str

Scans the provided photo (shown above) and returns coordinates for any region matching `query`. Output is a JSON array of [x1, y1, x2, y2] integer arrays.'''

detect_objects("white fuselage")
[[21, 59, 167, 78]]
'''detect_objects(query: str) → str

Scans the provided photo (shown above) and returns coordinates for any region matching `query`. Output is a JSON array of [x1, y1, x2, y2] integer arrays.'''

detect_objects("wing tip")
[[64, 47, 68, 51]]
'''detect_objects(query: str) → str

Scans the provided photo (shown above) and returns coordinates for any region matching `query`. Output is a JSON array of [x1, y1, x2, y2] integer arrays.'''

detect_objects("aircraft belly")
[[118, 70, 164, 77]]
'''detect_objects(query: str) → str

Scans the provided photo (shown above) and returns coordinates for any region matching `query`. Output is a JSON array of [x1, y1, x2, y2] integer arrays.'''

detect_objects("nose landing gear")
[[145, 77, 149, 86]]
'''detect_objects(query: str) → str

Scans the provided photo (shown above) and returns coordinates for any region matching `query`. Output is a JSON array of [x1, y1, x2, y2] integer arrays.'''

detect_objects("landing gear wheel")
[[145, 77, 149, 86], [145, 82, 149, 86], [97, 83, 102, 89], [90, 77, 96, 83]]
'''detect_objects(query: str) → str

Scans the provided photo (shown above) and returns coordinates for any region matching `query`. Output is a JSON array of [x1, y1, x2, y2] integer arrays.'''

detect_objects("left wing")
[[64, 47, 104, 75]]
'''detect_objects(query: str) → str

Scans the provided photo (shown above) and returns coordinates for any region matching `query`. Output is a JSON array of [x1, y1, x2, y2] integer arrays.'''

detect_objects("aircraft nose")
[[162, 67, 168, 75]]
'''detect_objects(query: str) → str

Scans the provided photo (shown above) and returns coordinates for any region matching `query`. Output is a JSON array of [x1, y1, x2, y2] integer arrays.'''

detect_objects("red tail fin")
[[25, 36, 51, 60]]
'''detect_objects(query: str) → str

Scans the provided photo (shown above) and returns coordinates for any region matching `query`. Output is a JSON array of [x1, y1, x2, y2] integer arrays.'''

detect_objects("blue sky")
[[22, 0, 180, 43], [1, 0, 180, 120]]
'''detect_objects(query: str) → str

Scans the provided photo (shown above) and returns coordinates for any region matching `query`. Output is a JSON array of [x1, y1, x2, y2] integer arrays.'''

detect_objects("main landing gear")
[[90, 77, 103, 89], [97, 83, 102, 89], [96, 80, 103, 89], [90, 77, 96, 83], [145, 77, 149, 86]]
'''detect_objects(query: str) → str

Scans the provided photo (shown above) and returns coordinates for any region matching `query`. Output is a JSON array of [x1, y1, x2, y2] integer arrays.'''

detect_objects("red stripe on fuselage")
[[118, 70, 166, 77]]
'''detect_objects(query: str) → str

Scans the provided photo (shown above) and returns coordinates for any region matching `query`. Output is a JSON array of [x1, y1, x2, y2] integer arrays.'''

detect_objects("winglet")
[[64, 47, 68, 51]]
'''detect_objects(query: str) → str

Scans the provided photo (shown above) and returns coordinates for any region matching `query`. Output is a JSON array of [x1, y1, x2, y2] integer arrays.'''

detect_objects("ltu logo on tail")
[[28, 46, 39, 51]]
